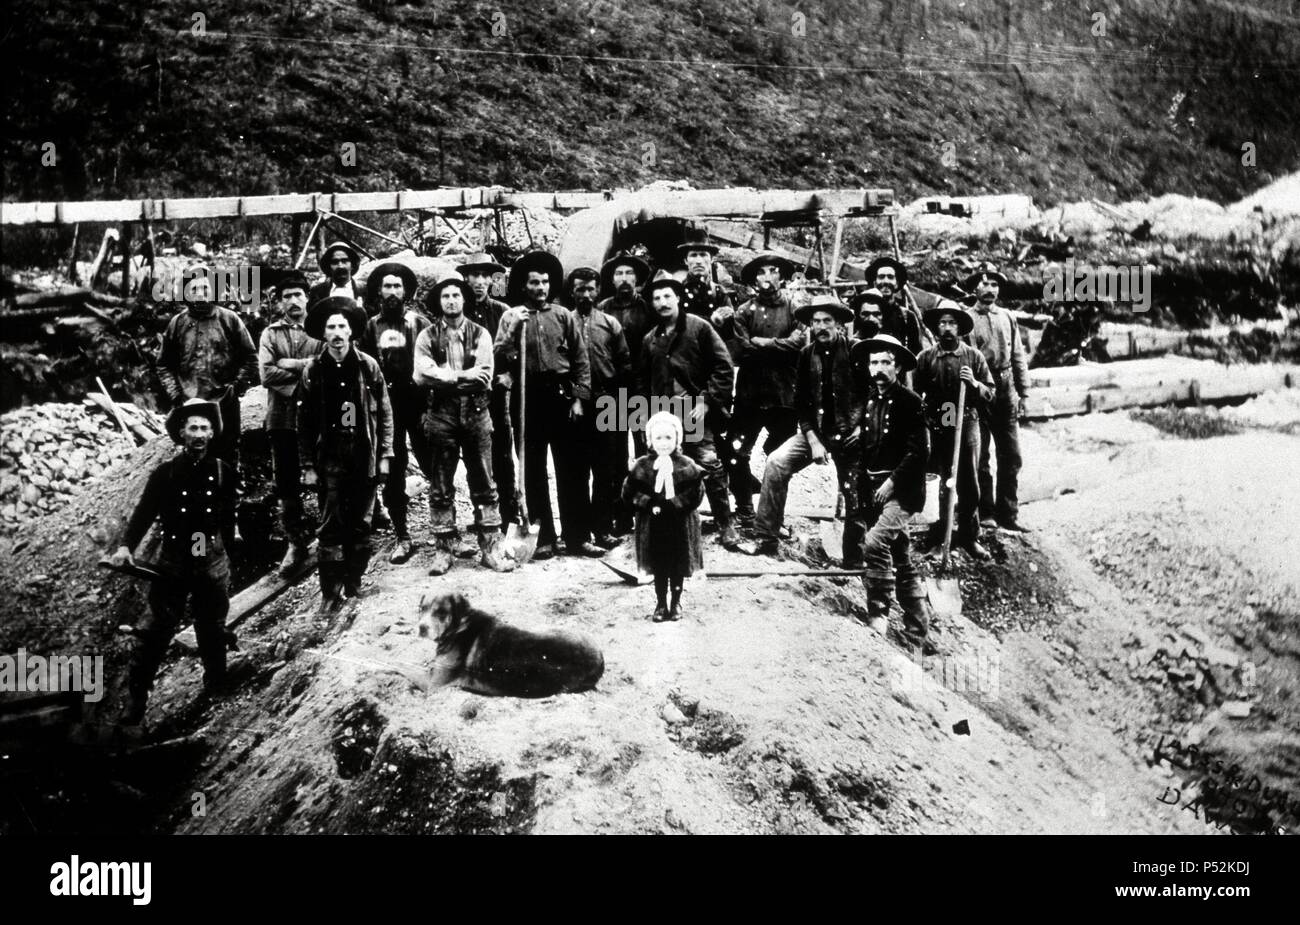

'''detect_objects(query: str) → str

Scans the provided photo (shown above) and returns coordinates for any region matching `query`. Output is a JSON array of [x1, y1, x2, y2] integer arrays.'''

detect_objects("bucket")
[[920, 473, 941, 524]]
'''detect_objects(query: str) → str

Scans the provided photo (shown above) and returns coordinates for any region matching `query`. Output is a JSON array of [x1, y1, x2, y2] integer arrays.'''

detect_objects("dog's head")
[[417, 592, 472, 646]]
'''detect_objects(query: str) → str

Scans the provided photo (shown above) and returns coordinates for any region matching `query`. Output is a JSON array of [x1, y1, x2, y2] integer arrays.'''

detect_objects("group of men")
[[107, 232, 1030, 720]]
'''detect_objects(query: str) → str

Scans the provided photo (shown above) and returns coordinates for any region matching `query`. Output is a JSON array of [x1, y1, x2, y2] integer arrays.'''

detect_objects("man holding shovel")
[[914, 300, 995, 561], [413, 276, 507, 575]]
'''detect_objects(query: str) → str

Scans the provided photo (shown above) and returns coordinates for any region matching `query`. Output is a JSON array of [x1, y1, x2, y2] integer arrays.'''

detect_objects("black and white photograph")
[[1, 0, 1297, 890]]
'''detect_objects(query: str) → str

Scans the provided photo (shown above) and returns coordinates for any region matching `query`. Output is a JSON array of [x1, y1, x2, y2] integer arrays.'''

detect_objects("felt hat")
[[317, 241, 361, 276], [865, 256, 909, 289], [850, 333, 917, 372], [600, 251, 651, 293], [275, 270, 311, 298], [507, 250, 564, 304], [962, 262, 1008, 291], [306, 296, 367, 340], [923, 299, 975, 336], [425, 276, 475, 315], [644, 269, 687, 302], [364, 261, 419, 305], [740, 251, 797, 287], [455, 252, 507, 276], [794, 293, 853, 325], [165, 398, 223, 444], [849, 288, 889, 312], [674, 228, 719, 257]]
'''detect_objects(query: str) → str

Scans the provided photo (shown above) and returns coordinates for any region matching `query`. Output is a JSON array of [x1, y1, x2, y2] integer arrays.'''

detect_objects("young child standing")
[[622, 411, 705, 621]]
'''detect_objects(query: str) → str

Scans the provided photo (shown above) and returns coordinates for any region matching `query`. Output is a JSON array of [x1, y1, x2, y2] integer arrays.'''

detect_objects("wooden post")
[[829, 218, 844, 282], [119, 223, 134, 298], [65, 223, 81, 285], [291, 215, 302, 261]]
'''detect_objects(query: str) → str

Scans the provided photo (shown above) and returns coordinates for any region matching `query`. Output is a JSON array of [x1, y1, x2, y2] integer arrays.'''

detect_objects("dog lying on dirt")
[[417, 592, 604, 697]]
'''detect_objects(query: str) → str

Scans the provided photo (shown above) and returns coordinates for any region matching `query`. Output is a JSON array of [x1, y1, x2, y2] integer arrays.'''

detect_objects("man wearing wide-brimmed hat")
[[864, 256, 926, 356], [754, 294, 864, 562], [598, 251, 656, 471], [675, 227, 733, 327], [914, 299, 996, 560], [567, 266, 632, 551], [106, 399, 239, 725], [413, 276, 505, 575], [309, 241, 363, 307], [726, 251, 806, 526], [257, 270, 321, 575], [962, 262, 1030, 533], [848, 333, 935, 654], [300, 297, 393, 616], [637, 271, 741, 550], [494, 250, 592, 559], [362, 262, 431, 564], [456, 253, 515, 521], [155, 265, 258, 473]]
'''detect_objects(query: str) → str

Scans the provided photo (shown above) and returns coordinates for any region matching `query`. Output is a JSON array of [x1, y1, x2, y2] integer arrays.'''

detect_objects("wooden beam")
[[175, 552, 318, 651]]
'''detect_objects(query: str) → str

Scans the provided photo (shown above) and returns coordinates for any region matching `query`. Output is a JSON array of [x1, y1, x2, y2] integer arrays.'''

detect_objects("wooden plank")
[[160, 197, 242, 220], [175, 552, 318, 651], [0, 202, 55, 224]]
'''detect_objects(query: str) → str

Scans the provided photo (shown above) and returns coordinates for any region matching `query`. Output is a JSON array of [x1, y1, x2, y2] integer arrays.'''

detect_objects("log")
[[86, 392, 159, 444], [174, 552, 319, 651]]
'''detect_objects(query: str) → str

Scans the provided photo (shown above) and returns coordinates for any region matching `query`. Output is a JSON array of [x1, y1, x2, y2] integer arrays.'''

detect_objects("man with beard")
[[362, 262, 431, 564], [568, 266, 632, 551], [156, 265, 258, 475], [848, 333, 935, 654], [300, 298, 393, 616], [598, 251, 655, 477], [456, 253, 517, 524], [309, 242, 363, 307], [849, 288, 886, 343], [864, 257, 926, 357], [413, 276, 505, 575], [494, 251, 592, 559], [727, 252, 806, 526], [963, 263, 1030, 533], [914, 300, 995, 560], [637, 272, 741, 551], [106, 400, 238, 725], [753, 294, 863, 563], [258, 271, 321, 576]]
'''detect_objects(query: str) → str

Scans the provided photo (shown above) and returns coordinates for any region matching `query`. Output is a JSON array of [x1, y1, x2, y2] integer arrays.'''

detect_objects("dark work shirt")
[[122, 452, 236, 558], [914, 342, 995, 427]]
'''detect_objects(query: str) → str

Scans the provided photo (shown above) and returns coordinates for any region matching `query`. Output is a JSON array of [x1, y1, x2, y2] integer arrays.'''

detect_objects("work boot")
[[278, 541, 310, 578], [734, 504, 755, 528], [899, 589, 932, 643], [454, 535, 480, 558], [593, 533, 619, 550], [389, 537, 415, 564], [343, 548, 371, 598], [718, 520, 742, 551], [750, 537, 779, 557], [979, 514, 998, 530], [997, 519, 1031, 534], [962, 539, 991, 561], [316, 563, 345, 617], [532, 541, 557, 561], [571, 540, 606, 558], [426, 537, 454, 576]]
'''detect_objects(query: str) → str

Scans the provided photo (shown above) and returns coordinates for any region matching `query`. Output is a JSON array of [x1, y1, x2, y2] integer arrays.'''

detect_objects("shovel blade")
[[818, 519, 846, 565], [499, 523, 539, 568], [600, 559, 652, 585], [926, 575, 963, 618]]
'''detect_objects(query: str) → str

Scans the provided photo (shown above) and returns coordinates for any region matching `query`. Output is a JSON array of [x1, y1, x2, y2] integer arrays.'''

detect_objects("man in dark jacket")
[[914, 300, 996, 559], [494, 251, 592, 559], [105, 399, 237, 725], [361, 261, 431, 563], [155, 266, 258, 472], [299, 298, 394, 616], [864, 257, 926, 357], [598, 251, 655, 473], [637, 272, 741, 550], [456, 253, 516, 524], [849, 333, 934, 653], [754, 294, 863, 562], [308, 242, 363, 308], [567, 266, 632, 551], [727, 251, 807, 524]]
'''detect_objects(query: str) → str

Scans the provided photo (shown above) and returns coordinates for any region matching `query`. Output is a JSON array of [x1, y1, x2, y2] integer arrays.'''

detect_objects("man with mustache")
[[848, 333, 935, 654], [914, 300, 996, 560], [567, 266, 632, 551], [362, 262, 431, 564], [299, 298, 393, 616], [413, 276, 505, 575], [864, 257, 926, 357], [156, 265, 258, 475], [726, 252, 807, 526], [456, 253, 517, 524], [494, 251, 592, 559], [308, 241, 363, 307], [598, 252, 655, 478], [106, 399, 238, 725], [258, 270, 321, 576], [676, 228, 733, 331], [637, 272, 741, 551], [753, 294, 863, 563], [963, 263, 1030, 533]]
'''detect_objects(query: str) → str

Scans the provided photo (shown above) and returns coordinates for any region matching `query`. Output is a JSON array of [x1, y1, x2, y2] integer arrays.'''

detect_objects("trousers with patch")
[[425, 396, 501, 538], [756, 430, 863, 565]]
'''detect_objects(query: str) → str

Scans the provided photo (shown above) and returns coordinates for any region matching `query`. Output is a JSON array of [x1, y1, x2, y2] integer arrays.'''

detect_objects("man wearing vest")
[[308, 241, 363, 308], [413, 276, 506, 575], [362, 262, 431, 564], [964, 263, 1030, 533], [299, 298, 393, 617], [257, 270, 321, 576]]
